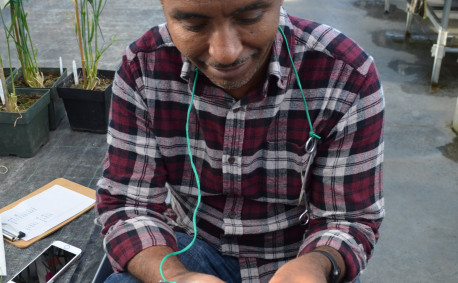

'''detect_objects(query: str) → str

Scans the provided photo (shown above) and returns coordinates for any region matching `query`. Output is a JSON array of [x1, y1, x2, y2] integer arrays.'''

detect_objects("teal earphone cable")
[[278, 27, 321, 140], [159, 68, 202, 283]]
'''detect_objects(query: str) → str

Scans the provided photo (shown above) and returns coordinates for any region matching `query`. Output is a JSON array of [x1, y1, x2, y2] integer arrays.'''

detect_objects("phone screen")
[[10, 245, 78, 283]]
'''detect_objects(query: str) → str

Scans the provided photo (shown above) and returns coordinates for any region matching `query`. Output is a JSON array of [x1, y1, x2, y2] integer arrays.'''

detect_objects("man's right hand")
[[126, 245, 225, 283]]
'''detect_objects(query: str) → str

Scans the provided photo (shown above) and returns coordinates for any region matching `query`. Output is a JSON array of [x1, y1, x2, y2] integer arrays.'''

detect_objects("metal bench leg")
[[430, 0, 453, 85], [385, 0, 390, 13], [453, 98, 458, 133], [430, 29, 448, 85], [405, 1, 415, 37]]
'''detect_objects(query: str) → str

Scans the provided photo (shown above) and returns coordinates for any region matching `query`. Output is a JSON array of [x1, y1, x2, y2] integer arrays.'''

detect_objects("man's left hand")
[[269, 252, 329, 283], [270, 247, 345, 283]]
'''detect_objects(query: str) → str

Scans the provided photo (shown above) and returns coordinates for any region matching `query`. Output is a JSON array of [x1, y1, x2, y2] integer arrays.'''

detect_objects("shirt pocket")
[[243, 140, 313, 205]]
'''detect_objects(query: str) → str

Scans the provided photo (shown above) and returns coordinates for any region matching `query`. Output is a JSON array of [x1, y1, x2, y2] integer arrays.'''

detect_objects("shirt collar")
[[271, 6, 295, 90], [178, 7, 294, 92]]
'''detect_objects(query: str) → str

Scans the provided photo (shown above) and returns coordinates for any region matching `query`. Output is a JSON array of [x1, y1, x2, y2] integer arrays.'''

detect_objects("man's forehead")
[[161, 0, 277, 6], [162, 0, 237, 3]]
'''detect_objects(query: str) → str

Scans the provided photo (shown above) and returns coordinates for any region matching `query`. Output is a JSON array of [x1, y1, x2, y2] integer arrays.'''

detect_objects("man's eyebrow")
[[230, 0, 273, 15], [170, 10, 210, 20]]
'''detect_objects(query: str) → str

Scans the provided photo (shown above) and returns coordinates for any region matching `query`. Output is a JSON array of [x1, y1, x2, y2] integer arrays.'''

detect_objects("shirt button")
[[228, 156, 235, 164], [228, 211, 236, 219]]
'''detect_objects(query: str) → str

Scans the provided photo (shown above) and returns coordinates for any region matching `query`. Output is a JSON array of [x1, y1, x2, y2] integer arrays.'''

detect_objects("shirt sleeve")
[[95, 50, 177, 273], [298, 61, 385, 282]]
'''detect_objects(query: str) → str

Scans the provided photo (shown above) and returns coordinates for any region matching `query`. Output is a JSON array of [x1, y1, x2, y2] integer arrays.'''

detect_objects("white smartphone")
[[7, 241, 82, 283]]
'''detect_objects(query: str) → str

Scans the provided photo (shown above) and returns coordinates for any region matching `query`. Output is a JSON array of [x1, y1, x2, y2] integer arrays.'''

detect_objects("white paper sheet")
[[0, 185, 95, 241], [0, 215, 7, 276]]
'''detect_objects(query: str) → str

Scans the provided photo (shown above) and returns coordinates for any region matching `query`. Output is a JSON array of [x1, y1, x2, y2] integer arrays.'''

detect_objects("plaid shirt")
[[96, 7, 384, 283]]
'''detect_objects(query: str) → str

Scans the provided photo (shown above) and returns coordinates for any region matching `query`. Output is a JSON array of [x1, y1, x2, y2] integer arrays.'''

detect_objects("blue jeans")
[[104, 232, 241, 283], [103, 232, 362, 283]]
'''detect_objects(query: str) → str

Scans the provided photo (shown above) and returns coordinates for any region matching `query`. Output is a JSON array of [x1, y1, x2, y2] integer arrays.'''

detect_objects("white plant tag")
[[59, 56, 63, 76], [72, 60, 78, 85], [0, 80, 5, 105]]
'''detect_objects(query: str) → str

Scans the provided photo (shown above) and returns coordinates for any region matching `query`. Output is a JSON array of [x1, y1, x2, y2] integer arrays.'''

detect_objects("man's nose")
[[208, 24, 243, 66]]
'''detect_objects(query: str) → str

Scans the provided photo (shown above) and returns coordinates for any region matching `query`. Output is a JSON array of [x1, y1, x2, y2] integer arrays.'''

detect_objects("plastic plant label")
[[59, 57, 63, 76], [72, 60, 78, 85], [0, 80, 5, 105]]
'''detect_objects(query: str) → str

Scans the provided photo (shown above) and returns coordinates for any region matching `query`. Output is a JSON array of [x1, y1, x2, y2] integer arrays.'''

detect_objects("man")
[[96, 0, 385, 282]]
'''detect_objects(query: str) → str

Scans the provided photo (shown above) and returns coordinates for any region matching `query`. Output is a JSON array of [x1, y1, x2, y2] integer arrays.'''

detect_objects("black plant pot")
[[0, 88, 50, 158], [6, 67, 68, 131], [56, 69, 114, 134]]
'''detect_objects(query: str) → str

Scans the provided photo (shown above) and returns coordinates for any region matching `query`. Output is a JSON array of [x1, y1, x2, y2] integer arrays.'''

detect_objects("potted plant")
[[57, 0, 114, 134], [4, 0, 67, 130], [9, 66, 68, 131], [0, 52, 50, 158]]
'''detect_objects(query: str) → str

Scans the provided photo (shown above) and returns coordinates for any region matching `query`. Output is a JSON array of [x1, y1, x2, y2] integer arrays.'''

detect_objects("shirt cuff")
[[298, 229, 367, 283], [104, 216, 178, 273]]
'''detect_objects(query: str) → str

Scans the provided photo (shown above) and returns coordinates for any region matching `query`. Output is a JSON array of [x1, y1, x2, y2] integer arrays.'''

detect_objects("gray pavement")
[[0, 0, 457, 282]]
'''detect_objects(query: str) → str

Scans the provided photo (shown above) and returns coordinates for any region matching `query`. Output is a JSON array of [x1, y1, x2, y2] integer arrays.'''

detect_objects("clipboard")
[[0, 178, 96, 248]]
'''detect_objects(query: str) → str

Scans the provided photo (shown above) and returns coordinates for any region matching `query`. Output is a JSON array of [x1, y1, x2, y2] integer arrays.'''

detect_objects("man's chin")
[[211, 78, 251, 91], [205, 67, 258, 93]]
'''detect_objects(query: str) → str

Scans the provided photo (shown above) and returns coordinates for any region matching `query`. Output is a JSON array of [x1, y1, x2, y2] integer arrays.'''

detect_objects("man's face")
[[161, 0, 283, 98]]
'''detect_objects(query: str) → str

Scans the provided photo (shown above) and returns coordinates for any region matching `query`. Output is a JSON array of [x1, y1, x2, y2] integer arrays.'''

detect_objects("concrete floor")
[[1, 0, 457, 282]]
